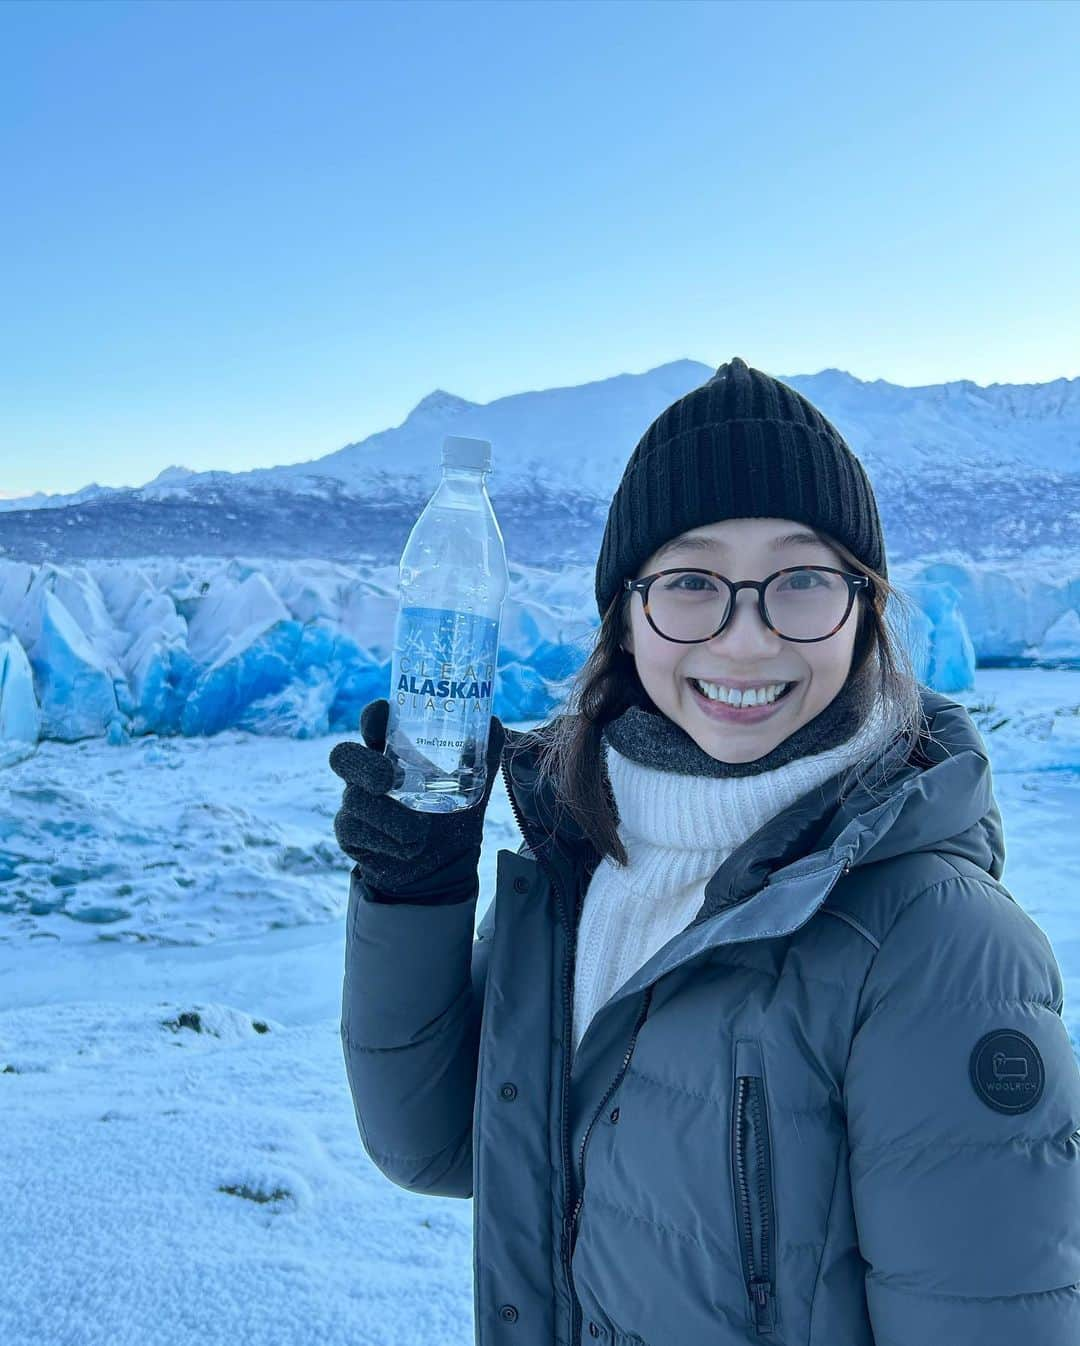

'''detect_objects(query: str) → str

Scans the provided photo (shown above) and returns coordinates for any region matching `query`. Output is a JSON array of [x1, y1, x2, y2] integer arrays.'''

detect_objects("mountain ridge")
[[7, 358, 1078, 513], [2, 359, 1077, 571]]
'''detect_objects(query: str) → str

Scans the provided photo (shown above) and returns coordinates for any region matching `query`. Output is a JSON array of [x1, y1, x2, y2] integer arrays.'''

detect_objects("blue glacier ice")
[[29, 591, 126, 742], [899, 578, 977, 692], [0, 626, 40, 743], [911, 559, 1080, 664], [0, 552, 1075, 746], [182, 619, 302, 737], [1039, 607, 1080, 664]]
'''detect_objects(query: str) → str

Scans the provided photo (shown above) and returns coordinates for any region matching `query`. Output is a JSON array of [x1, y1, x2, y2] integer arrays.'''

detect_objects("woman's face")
[[622, 517, 860, 763]]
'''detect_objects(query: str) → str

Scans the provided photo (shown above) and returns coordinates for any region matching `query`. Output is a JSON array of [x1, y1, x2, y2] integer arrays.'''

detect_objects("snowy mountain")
[[0, 464, 199, 514], [2, 359, 1078, 568]]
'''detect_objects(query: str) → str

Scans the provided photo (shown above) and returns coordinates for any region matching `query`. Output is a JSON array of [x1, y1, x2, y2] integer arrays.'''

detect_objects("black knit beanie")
[[595, 357, 892, 777], [594, 356, 886, 619]]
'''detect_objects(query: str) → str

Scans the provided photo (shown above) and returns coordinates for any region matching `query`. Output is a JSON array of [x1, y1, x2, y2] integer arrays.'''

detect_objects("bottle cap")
[[442, 435, 492, 471]]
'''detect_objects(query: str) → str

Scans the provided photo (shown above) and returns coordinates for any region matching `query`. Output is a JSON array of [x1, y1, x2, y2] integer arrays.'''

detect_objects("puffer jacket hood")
[[341, 687, 1080, 1346], [808, 691, 1005, 877]]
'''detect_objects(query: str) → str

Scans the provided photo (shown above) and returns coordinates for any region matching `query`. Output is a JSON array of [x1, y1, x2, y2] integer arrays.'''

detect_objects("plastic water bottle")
[[383, 435, 510, 813]]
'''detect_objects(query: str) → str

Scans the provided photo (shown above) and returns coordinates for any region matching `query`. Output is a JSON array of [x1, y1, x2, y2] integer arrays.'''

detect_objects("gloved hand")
[[329, 698, 507, 903]]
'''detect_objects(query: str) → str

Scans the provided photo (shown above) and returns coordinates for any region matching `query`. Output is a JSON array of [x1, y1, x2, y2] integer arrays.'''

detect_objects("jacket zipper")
[[569, 984, 654, 1255], [732, 1043, 778, 1334], [499, 752, 584, 1346]]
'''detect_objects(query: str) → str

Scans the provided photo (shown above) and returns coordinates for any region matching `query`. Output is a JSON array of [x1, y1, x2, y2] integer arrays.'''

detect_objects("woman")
[[331, 357, 1080, 1345]]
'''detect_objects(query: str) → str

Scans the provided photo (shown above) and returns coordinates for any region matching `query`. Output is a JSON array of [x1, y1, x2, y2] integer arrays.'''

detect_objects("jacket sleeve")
[[339, 862, 495, 1199], [844, 870, 1080, 1345]]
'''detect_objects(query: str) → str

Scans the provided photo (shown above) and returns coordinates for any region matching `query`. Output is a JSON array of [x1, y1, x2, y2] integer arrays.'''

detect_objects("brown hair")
[[529, 531, 931, 870]]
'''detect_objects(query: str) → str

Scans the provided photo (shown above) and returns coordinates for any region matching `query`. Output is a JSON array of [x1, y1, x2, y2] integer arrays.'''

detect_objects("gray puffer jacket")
[[340, 689, 1080, 1345]]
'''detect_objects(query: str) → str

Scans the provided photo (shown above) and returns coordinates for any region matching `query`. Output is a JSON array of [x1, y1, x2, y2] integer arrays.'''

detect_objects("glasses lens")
[[647, 569, 851, 641], [765, 567, 850, 639], [648, 570, 729, 641]]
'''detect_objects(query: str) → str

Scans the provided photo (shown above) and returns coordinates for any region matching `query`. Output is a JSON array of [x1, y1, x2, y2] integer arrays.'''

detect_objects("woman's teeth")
[[689, 678, 794, 707]]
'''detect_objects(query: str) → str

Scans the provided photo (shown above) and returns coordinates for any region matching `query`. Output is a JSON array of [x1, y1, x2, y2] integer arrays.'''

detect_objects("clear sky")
[[2, 0, 1078, 499]]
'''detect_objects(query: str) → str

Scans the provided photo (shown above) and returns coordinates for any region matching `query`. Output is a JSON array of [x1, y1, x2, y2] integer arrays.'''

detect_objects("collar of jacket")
[[501, 687, 1005, 949]]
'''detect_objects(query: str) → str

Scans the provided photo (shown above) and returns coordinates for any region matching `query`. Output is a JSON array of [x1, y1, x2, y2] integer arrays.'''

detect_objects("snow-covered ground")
[[0, 666, 1077, 1345]]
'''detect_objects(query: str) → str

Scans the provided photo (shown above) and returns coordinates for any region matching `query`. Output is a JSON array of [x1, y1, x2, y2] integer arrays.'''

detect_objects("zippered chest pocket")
[[730, 1038, 779, 1335]]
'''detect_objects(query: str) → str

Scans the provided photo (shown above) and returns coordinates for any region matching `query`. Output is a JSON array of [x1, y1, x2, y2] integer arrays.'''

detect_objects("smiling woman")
[[337, 357, 1080, 1346], [533, 355, 927, 866], [622, 517, 876, 764]]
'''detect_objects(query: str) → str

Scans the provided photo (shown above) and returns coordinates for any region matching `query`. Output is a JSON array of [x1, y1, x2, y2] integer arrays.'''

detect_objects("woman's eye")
[[781, 570, 820, 589]]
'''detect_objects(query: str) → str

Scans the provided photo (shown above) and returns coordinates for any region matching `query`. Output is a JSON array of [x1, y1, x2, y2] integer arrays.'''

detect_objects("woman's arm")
[[844, 870, 1080, 1343], [339, 861, 495, 1199]]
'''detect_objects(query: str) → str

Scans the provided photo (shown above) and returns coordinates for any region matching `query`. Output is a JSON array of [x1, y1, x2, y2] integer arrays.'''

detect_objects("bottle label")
[[391, 605, 499, 750]]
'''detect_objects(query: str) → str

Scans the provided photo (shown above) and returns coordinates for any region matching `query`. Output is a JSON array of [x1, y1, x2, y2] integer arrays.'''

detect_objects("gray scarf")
[[601, 653, 884, 777]]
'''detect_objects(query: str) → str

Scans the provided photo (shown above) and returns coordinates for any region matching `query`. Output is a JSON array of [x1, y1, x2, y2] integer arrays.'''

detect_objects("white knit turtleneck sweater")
[[571, 699, 899, 1057]]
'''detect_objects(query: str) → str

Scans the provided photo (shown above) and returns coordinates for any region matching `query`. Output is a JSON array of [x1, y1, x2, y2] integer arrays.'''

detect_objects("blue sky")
[[2, 0, 1077, 498]]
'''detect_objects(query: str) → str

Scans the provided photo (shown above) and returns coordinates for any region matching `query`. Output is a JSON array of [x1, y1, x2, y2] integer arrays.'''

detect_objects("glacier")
[[0, 626, 40, 751], [0, 549, 1077, 748]]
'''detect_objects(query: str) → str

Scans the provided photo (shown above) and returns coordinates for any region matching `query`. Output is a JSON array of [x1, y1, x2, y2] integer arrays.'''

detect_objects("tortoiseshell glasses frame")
[[622, 566, 874, 644]]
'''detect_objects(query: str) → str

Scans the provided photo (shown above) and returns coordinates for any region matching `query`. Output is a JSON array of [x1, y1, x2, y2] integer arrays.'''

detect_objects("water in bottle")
[[383, 434, 510, 813]]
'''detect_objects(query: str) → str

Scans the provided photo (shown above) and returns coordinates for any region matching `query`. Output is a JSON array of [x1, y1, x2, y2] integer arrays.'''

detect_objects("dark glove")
[[329, 698, 507, 904]]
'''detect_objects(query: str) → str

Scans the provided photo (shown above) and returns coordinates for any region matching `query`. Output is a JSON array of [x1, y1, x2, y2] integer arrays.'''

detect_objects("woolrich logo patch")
[[969, 1029, 1045, 1114]]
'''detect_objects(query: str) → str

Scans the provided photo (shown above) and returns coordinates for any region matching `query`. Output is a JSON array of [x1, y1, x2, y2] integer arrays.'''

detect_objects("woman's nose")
[[705, 588, 782, 652]]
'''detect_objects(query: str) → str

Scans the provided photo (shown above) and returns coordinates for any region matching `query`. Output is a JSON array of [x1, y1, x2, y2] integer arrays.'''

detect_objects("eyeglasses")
[[622, 566, 873, 644]]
